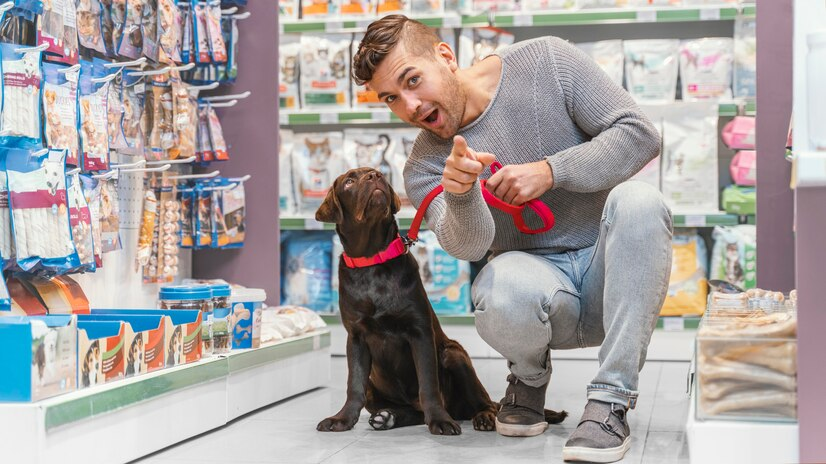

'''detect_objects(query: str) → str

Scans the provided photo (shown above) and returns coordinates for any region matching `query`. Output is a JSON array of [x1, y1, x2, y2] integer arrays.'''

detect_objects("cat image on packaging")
[[459, 27, 514, 70], [300, 35, 350, 109], [280, 35, 301, 110]]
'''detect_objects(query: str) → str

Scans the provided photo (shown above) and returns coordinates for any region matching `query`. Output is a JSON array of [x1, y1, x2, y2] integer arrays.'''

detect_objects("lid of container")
[[159, 285, 213, 300], [808, 31, 826, 48], [210, 284, 231, 298], [214, 306, 232, 319], [229, 287, 267, 303]]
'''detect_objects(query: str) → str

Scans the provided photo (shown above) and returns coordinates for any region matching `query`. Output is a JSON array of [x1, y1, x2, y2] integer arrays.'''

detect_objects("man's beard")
[[422, 71, 466, 140]]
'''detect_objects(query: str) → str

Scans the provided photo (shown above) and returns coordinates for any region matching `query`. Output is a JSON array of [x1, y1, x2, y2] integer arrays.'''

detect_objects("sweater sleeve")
[[545, 37, 661, 193], [404, 156, 495, 262]]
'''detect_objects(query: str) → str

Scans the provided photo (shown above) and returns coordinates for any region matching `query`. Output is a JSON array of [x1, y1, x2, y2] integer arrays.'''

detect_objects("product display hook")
[[221, 6, 238, 14], [111, 159, 147, 169], [201, 91, 251, 102], [227, 174, 251, 183], [200, 99, 238, 108], [146, 156, 196, 165], [128, 62, 196, 77], [119, 164, 172, 173], [66, 167, 82, 176], [204, 182, 238, 192], [14, 43, 48, 53], [104, 57, 148, 69], [0, 2, 13, 12], [91, 73, 119, 84], [232, 12, 251, 20], [188, 82, 220, 92], [168, 170, 221, 180], [58, 64, 81, 74]]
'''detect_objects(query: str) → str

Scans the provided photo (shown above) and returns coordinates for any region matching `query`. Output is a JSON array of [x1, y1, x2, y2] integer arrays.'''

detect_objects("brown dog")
[[315, 167, 566, 435]]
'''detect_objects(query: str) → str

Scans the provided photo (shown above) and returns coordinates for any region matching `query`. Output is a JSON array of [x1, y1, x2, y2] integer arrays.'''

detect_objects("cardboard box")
[[77, 320, 126, 389], [0, 315, 77, 402], [93, 309, 202, 366], [82, 313, 166, 376]]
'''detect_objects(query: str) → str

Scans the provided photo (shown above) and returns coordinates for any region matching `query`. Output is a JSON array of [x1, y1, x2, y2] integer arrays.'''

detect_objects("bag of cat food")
[[661, 231, 707, 317], [459, 27, 514, 70], [38, 0, 79, 64], [343, 130, 409, 205], [42, 63, 81, 166], [279, 34, 300, 110], [292, 132, 347, 213], [300, 34, 350, 109], [710, 225, 756, 291], [734, 16, 756, 99], [624, 39, 680, 104], [679, 38, 733, 101], [577, 40, 624, 87]]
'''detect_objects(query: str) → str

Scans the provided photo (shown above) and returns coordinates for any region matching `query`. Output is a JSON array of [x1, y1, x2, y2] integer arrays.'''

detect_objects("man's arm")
[[545, 36, 661, 193]]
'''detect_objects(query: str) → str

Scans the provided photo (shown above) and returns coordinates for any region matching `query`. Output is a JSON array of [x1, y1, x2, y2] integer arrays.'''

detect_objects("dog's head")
[[316, 167, 401, 226]]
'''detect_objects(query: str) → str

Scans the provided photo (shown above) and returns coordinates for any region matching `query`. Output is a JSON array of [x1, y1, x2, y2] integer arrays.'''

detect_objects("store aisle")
[[134, 358, 690, 464]]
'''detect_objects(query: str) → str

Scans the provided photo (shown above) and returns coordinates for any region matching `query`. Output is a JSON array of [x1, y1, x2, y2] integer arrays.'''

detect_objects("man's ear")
[[315, 183, 343, 224], [436, 42, 458, 71]]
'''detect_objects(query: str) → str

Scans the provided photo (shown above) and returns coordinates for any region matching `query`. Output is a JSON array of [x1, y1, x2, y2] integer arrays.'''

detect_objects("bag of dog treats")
[[661, 230, 707, 317], [220, 10, 238, 82], [179, 0, 192, 63], [0, 43, 44, 148], [301, 0, 337, 18], [157, 181, 178, 281], [458, 27, 514, 70], [42, 63, 81, 167], [83, 175, 105, 268], [279, 129, 296, 215], [78, 60, 111, 172], [280, 231, 333, 312], [99, 0, 117, 56], [76, 0, 107, 54], [734, 16, 756, 99], [68, 172, 97, 271], [178, 186, 194, 248], [193, 180, 212, 248], [157, 0, 182, 64], [279, 34, 300, 110], [205, 0, 225, 63], [710, 225, 756, 291], [196, 104, 213, 162], [300, 34, 350, 109], [111, 0, 126, 54], [350, 34, 382, 109], [117, 0, 143, 59], [679, 38, 733, 102], [279, 0, 298, 19], [141, 0, 159, 62], [208, 180, 228, 247], [135, 186, 156, 269], [97, 175, 121, 252], [577, 40, 624, 87], [38, 0, 80, 64], [0, 152, 14, 264], [6, 148, 79, 274], [222, 181, 244, 248], [205, 104, 227, 161], [624, 39, 680, 104], [193, 1, 210, 63], [121, 73, 145, 154], [292, 131, 347, 213], [340, 0, 375, 16], [93, 58, 127, 151], [147, 83, 175, 160]]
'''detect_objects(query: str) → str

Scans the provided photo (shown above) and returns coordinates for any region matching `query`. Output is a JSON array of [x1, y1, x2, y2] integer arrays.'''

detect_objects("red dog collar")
[[342, 236, 407, 268]]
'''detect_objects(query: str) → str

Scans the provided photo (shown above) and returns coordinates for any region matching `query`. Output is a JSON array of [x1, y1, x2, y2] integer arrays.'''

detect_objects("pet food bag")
[[624, 39, 680, 104], [577, 40, 624, 88], [661, 231, 708, 317], [281, 231, 334, 313], [206, 104, 228, 161], [99, 0, 117, 56], [0, 43, 44, 147], [121, 74, 146, 154], [472, 0, 518, 12], [415, 231, 471, 315], [721, 185, 756, 216], [279, 0, 299, 18], [279, 129, 297, 215], [292, 131, 348, 213], [302, 0, 339, 18], [77, 0, 107, 54], [411, 0, 444, 15], [661, 101, 719, 213], [734, 16, 756, 99], [141, 0, 160, 62], [278, 35, 300, 110], [37, 0, 79, 64], [376, 0, 409, 14], [118, 0, 144, 59], [205, 1, 226, 63], [522, 0, 579, 11], [300, 34, 351, 109], [341, 0, 376, 15], [722, 116, 756, 150], [112, 0, 126, 55], [679, 38, 734, 101], [351, 34, 382, 109], [42, 63, 81, 166], [78, 61, 111, 172], [157, 0, 183, 64], [92, 59, 127, 151], [343, 129, 408, 203], [392, 128, 419, 208], [67, 173, 97, 272], [710, 225, 756, 291], [459, 27, 514, 70]]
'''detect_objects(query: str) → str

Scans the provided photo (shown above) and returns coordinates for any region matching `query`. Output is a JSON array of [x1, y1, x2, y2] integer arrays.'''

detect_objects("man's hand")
[[485, 160, 554, 205], [442, 136, 496, 195]]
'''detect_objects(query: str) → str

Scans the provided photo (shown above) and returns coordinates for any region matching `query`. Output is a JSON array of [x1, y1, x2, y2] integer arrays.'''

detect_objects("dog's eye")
[[344, 178, 354, 187]]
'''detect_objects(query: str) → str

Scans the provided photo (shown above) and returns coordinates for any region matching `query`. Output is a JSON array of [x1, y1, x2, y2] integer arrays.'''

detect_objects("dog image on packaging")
[[17, 316, 77, 401], [77, 320, 126, 388], [85, 313, 167, 376]]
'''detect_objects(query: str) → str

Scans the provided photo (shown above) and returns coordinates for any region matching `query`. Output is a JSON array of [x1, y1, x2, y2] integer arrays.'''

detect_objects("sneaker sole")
[[561, 436, 631, 463], [494, 418, 549, 437]]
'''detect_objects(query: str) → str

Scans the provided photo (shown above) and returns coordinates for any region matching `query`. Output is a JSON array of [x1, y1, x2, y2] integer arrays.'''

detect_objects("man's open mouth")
[[422, 108, 439, 125]]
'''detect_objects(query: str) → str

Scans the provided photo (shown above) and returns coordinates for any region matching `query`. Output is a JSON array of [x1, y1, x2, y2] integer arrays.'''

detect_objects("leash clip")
[[402, 235, 418, 248]]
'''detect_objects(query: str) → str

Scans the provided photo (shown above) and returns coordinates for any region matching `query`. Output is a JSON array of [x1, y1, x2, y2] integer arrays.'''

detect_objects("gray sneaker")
[[562, 400, 631, 463], [495, 374, 549, 437]]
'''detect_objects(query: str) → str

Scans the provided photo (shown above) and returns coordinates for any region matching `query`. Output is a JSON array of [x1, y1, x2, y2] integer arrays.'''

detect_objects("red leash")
[[343, 162, 555, 268]]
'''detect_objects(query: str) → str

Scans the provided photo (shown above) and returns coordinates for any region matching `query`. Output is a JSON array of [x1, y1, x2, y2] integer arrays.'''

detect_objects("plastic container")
[[213, 306, 232, 354], [807, 31, 826, 150], [229, 287, 266, 349], [159, 285, 214, 356]]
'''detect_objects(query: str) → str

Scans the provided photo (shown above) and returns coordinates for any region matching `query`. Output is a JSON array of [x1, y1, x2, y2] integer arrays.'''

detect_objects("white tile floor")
[[134, 357, 691, 464]]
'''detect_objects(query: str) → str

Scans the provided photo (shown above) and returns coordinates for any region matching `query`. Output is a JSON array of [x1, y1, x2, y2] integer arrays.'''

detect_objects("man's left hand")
[[485, 160, 554, 205]]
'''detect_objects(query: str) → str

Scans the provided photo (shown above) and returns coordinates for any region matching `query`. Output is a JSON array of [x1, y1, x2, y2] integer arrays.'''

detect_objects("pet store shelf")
[[280, 4, 755, 34], [0, 330, 331, 464]]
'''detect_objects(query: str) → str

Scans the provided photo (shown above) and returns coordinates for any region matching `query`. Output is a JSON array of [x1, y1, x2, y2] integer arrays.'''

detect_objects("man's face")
[[368, 43, 466, 140]]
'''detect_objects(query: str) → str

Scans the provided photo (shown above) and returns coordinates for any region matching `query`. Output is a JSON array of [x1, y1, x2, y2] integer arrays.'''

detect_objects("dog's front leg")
[[409, 333, 462, 435], [317, 332, 371, 432]]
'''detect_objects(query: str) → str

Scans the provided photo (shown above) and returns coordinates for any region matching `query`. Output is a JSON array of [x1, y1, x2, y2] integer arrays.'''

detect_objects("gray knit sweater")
[[403, 36, 661, 261]]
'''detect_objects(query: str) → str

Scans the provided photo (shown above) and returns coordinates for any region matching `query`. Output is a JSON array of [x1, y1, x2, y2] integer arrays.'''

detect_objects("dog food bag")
[[522, 0, 579, 11], [67, 173, 97, 272], [661, 101, 719, 213], [679, 38, 733, 102], [301, 0, 338, 18], [414, 231, 471, 315], [0, 43, 44, 146], [624, 39, 680, 104], [710, 225, 756, 291], [42, 63, 81, 167], [279, 129, 297, 214], [281, 231, 333, 313], [77, 0, 107, 54], [6, 148, 79, 274], [661, 230, 708, 317], [279, 0, 299, 19], [78, 61, 111, 172], [350, 35, 382, 109], [471, 0, 517, 12], [38, 0, 80, 64], [117, 0, 143, 59], [121, 74, 145, 154], [279, 34, 300, 110], [459, 27, 514, 70], [411, 0, 443, 15], [734, 16, 756, 99], [300, 34, 350, 109], [222, 181, 245, 248], [292, 131, 347, 212], [98, 176, 121, 252], [141, 0, 160, 62], [157, 0, 182, 64], [577, 40, 624, 88]]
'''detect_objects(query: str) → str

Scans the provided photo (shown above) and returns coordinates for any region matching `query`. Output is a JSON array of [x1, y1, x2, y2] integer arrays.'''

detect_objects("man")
[[352, 15, 673, 463]]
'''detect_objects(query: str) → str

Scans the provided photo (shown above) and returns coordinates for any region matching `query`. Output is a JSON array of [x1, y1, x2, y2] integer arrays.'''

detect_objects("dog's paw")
[[368, 409, 396, 431], [427, 418, 462, 436], [316, 415, 358, 432], [472, 410, 496, 432]]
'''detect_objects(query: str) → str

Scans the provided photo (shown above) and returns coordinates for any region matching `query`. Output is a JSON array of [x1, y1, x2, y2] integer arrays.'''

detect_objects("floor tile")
[[641, 431, 690, 464]]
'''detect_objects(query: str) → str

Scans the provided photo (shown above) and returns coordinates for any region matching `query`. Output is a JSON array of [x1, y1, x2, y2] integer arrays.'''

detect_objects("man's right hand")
[[442, 135, 496, 195]]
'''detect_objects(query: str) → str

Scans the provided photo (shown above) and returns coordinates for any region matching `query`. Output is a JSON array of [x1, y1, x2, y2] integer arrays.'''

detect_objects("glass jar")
[[159, 285, 214, 356], [213, 306, 233, 354]]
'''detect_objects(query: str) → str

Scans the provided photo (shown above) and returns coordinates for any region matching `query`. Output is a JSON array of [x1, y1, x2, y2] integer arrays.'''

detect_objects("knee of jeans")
[[607, 181, 672, 230], [472, 267, 549, 342]]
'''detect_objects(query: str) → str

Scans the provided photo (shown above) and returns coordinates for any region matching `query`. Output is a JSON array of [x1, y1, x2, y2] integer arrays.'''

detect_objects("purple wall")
[[756, 0, 795, 292], [193, 2, 280, 302]]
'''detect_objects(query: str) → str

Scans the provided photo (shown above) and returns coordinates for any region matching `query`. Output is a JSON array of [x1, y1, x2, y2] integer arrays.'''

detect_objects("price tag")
[[684, 215, 706, 227], [306, 218, 325, 230], [513, 14, 533, 27], [636, 10, 656, 22], [320, 112, 338, 124], [279, 113, 288, 125], [327, 20, 343, 32], [371, 111, 391, 123], [700, 7, 721, 21], [443, 15, 461, 28], [663, 318, 686, 332]]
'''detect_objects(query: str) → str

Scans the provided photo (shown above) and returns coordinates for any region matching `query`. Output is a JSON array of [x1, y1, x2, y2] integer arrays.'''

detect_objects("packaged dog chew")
[[577, 40, 624, 88], [0, 154, 14, 262], [680, 38, 734, 101], [42, 63, 81, 167], [279, 34, 300, 110], [118, 0, 143, 59], [92, 59, 127, 151], [99, 0, 116, 56], [193, 1, 210, 63], [121, 74, 146, 154], [0, 43, 44, 146], [210, 181, 228, 248], [111, 0, 126, 54], [147, 84, 174, 160], [299, 34, 350, 109], [143, 185, 160, 282], [77, 0, 107, 54], [135, 188, 157, 269], [179, 0, 192, 63], [221, 11, 239, 82], [194, 181, 212, 248], [157, 0, 182, 64], [458, 27, 514, 70], [68, 173, 97, 272], [624, 39, 680, 104], [158, 183, 178, 281], [78, 61, 111, 172], [206, 104, 228, 161], [205, 1, 226, 63], [172, 79, 196, 159], [98, 176, 121, 252], [38, 0, 80, 64], [83, 175, 104, 269], [178, 187, 194, 248], [222, 181, 245, 248], [197, 105, 213, 162], [141, 0, 159, 62]]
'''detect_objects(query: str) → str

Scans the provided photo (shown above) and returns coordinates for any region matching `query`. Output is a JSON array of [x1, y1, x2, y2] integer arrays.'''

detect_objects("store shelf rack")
[[280, 4, 756, 34], [1, 330, 331, 464]]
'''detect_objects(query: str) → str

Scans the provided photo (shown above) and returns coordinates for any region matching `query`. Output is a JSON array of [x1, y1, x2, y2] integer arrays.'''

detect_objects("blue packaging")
[[281, 231, 333, 312]]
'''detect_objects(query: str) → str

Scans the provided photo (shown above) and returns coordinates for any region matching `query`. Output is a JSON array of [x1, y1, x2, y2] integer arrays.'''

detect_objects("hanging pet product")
[[156, 178, 178, 281], [0, 148, 14, 262], [0, 43, 45, 147], [194, 180, 211, 248], [93, 59, 127, 151], [76, 0, 107, 54], [121, 73, 145, 154], [147, 82, 175, 160], [6, 148, 78, 274], [82, 175, 104, 267], [143, 181, 161, 282], [193, 1, 210, 63], [178, 185, 194, 248], [196, 104, 213, 162], [208, 179, 228, 247], [157, 0, 182, 64], [171, 75, 194, 159], [99, 0, 116, 56], [96, 174, 121, 252], [222, 10, 241, 82], [112, 0, 126, 54], [38, 0, 80, 64], [78, 61, 112, 172], [42, 63, 81, 166], [205, 103, 227, 161], [67, 172, 96, 272], [179, 0, 192, 63], [3, 1, 41, 45], [118, 0, 143, 59], [205, 1, 225, 63], [135, 185, 157, 269], [222, 178, 245, 248], [141, 0, 159, 62]]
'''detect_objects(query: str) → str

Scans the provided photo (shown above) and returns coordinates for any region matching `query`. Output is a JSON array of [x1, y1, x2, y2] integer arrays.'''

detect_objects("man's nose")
[[403, 94, 421, 120]]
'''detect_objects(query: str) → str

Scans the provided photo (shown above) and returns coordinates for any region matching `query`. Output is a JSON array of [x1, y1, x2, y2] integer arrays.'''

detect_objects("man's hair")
[[352, 15, 441, 86]]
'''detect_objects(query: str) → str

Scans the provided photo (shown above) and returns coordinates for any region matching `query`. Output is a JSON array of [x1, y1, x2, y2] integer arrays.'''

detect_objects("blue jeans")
[[472, 181, 673, 409]]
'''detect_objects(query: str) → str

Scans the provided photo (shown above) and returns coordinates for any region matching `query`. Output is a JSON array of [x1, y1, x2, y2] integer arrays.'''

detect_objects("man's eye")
[[408, 76, 419, 86], [385, 95, 396, 104]]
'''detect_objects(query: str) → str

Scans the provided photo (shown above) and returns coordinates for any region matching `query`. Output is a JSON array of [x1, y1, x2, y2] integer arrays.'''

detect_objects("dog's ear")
[[316, 182, 343, 224], [391, 189, 401, 215]]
